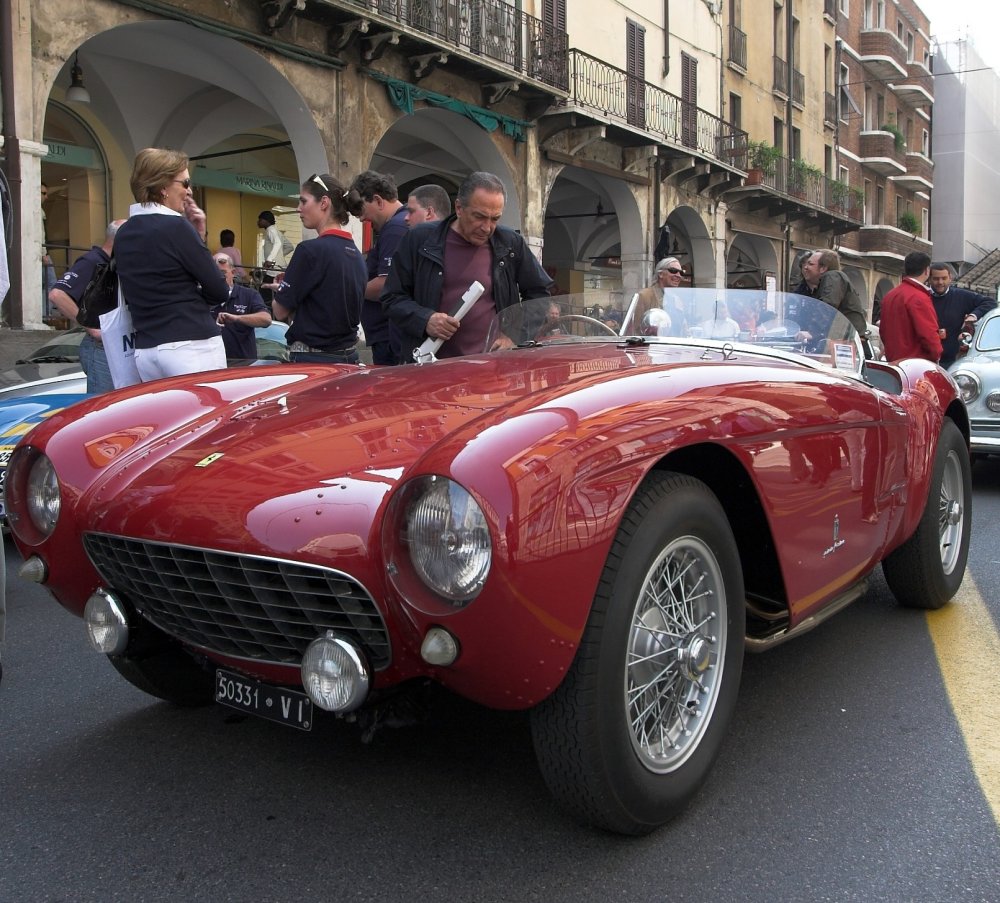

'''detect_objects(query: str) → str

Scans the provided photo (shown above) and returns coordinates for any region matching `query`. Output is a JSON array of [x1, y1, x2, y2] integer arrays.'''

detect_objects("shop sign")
[[193, 166, 299, 198], [44, 141, 100, 169]]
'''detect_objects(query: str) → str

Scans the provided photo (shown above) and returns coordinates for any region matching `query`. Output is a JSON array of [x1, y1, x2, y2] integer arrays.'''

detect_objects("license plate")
[[215, 668, 313, 731]]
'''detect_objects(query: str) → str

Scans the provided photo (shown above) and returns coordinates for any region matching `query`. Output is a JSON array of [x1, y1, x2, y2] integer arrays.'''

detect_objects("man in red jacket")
[[878, 251, 942, 363]]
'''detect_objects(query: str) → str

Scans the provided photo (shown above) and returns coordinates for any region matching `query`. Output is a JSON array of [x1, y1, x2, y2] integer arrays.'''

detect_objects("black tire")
[[530, 472, 745, 835], [109, 647, 215, 707], [882, 419, 971, 609]]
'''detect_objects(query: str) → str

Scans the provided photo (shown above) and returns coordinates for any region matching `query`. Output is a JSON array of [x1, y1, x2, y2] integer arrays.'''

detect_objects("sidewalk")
[[0, 326, 63, 373]]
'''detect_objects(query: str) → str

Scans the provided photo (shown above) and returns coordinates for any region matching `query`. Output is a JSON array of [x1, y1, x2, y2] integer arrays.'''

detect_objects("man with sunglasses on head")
[[350, 170, 409, 365], [634, 257, 689, 336]]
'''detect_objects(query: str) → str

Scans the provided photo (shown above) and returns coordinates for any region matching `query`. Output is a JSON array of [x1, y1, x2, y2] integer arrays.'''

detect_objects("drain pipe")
[[0, 0, 23, 327]]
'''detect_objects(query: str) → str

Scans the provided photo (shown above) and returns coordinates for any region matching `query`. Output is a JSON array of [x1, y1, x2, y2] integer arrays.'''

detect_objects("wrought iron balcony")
[[792, 68, 805, 107], [773, 56, 789, 97], [824, 92, 837, 126], [728, 25, 747, 71], [561, 50, 747, 167], [323, 0, 568, 91], [728, 148, 863, 229]]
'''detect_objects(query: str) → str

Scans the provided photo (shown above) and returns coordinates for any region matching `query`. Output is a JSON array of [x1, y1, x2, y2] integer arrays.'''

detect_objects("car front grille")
[[83, 533, 390, 669]]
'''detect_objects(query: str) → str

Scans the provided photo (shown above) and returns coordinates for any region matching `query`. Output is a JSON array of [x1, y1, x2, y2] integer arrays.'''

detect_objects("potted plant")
[[788, 158, 822, 197], [898, 210, 921, 235], [746, 141, 780, 184], [830, 179, 850, 211], [880, 121, 906, 152]]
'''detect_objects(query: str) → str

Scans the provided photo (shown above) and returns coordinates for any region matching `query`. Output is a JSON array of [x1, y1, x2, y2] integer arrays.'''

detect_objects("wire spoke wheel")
[[531, 473, 744, 834], [626, 536, 726, 772], [937, 445, 965, 576]]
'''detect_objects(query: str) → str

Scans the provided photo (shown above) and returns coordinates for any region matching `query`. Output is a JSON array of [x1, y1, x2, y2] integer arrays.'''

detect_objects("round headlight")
[[405, 476, 491, 603], [26, 454, 61, 538], [952, 372, 980, 404], [986, 392, 1000, 414], [301, 632, 370, 713], [84, 589, 130, 655]]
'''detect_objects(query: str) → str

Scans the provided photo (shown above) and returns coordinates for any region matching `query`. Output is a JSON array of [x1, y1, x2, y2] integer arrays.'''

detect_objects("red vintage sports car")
[[6, 290, 971, 834]]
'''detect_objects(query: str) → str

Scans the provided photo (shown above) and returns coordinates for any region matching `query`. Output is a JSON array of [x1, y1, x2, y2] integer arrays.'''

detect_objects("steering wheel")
[[538, 314, 620, 339]]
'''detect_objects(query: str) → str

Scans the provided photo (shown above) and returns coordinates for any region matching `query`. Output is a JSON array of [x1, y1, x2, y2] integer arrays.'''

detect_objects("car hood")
[[0, 362, 84, 394], [41, 345, 796, 557], [47, 350, 636, 543]]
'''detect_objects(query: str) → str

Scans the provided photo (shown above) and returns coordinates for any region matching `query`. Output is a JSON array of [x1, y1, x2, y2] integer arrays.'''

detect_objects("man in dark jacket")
[[928, 262, 997, 368], [210, 254, 272, 360], [381, 171, 553, 363], [47, 219, 126, 393]]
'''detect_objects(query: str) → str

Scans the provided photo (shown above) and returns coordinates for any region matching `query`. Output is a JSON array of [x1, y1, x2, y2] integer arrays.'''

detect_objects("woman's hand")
[[184, 197, 208, 240]]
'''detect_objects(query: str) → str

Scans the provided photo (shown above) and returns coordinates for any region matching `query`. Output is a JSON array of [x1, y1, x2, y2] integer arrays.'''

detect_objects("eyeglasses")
[[665, 267, 683, 275], [309, 173, 329, 193], [173, 178, 191, 189], [214, 259, 229, 265]]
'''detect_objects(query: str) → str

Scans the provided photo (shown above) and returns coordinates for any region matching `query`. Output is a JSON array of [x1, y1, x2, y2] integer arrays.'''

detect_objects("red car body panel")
[[9, 344, 960, 709]]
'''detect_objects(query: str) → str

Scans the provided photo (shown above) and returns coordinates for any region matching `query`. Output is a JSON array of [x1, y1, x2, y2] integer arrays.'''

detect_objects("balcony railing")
[[773, 56, 789, 96], [824, 92, 837, 124], [792, 68, 805, 107], [732, 149, 863, 222], [728, 25, 747, 70], [342, 0, 568, 90], [565, 50, 747, 165]]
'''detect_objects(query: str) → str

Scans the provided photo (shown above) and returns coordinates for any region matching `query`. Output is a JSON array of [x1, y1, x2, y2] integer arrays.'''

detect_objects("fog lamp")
[[301, 632, 370, 713], [84, 589, 129, 655], [420, 627, 459, 666], [18, 556, 48, 584]]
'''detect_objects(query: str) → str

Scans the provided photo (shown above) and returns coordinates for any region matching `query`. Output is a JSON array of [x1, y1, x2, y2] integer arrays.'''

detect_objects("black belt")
[[289, 341, 357, 355]]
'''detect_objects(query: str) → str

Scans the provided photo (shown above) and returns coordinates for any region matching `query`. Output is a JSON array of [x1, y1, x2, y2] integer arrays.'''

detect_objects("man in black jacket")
[[47, 219, 126, 393], [381, 171, 553, 363], [928, 262, 997, 368]]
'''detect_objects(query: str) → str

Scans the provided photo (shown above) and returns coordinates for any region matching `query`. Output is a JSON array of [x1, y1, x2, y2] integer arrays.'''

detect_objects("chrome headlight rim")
[[398, 474, 492, 606], [6, 446, 61, 544], [951, 371, 981, 404]]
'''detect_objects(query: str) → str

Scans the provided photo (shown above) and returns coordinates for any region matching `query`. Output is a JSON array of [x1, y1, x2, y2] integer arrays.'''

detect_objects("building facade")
[[931, 39, 1000, 273], [1, 0, 935, 328]]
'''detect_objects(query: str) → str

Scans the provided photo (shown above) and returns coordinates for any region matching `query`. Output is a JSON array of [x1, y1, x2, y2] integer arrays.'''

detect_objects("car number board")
[[215, 668, 313, 731]]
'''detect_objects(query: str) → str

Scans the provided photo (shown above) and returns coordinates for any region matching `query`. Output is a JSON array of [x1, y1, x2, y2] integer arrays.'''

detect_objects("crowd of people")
[[44, 145, 997, 393]]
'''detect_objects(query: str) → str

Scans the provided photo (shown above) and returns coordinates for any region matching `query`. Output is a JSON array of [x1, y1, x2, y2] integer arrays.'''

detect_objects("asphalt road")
[[1, 473, 999, 902]]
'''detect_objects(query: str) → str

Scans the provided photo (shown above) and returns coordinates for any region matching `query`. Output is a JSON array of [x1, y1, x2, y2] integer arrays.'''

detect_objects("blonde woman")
[[115, 148, 229, 381]]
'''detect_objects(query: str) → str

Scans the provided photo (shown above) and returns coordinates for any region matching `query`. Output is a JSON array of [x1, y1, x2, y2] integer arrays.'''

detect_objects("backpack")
[[76, 256, 118, 329]]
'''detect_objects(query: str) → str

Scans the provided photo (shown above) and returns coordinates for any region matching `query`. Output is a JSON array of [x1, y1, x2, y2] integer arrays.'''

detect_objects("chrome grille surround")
[[83, 533, 390, 669]]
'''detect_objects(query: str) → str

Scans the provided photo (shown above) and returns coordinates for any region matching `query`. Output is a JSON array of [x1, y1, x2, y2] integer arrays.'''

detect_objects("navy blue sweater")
[[115, 212, 229, 349]]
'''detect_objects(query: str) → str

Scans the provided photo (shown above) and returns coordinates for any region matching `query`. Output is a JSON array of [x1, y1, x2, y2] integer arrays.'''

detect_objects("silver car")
[[948, 307, 1000, 456]]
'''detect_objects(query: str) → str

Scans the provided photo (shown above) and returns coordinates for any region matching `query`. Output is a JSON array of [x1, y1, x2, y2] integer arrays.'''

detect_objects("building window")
[[922, 207, 929, 237], [876, 185, 884, 225], [864, 178, 873, 224], [840, 0, 849, 14], [626, 19, 646, 129], [774, 117, 785, 153], [729, 92, 742, 131], [839, 165, 850, 184], [906, 32, 914, 62], [922, 128, 929, 155]]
